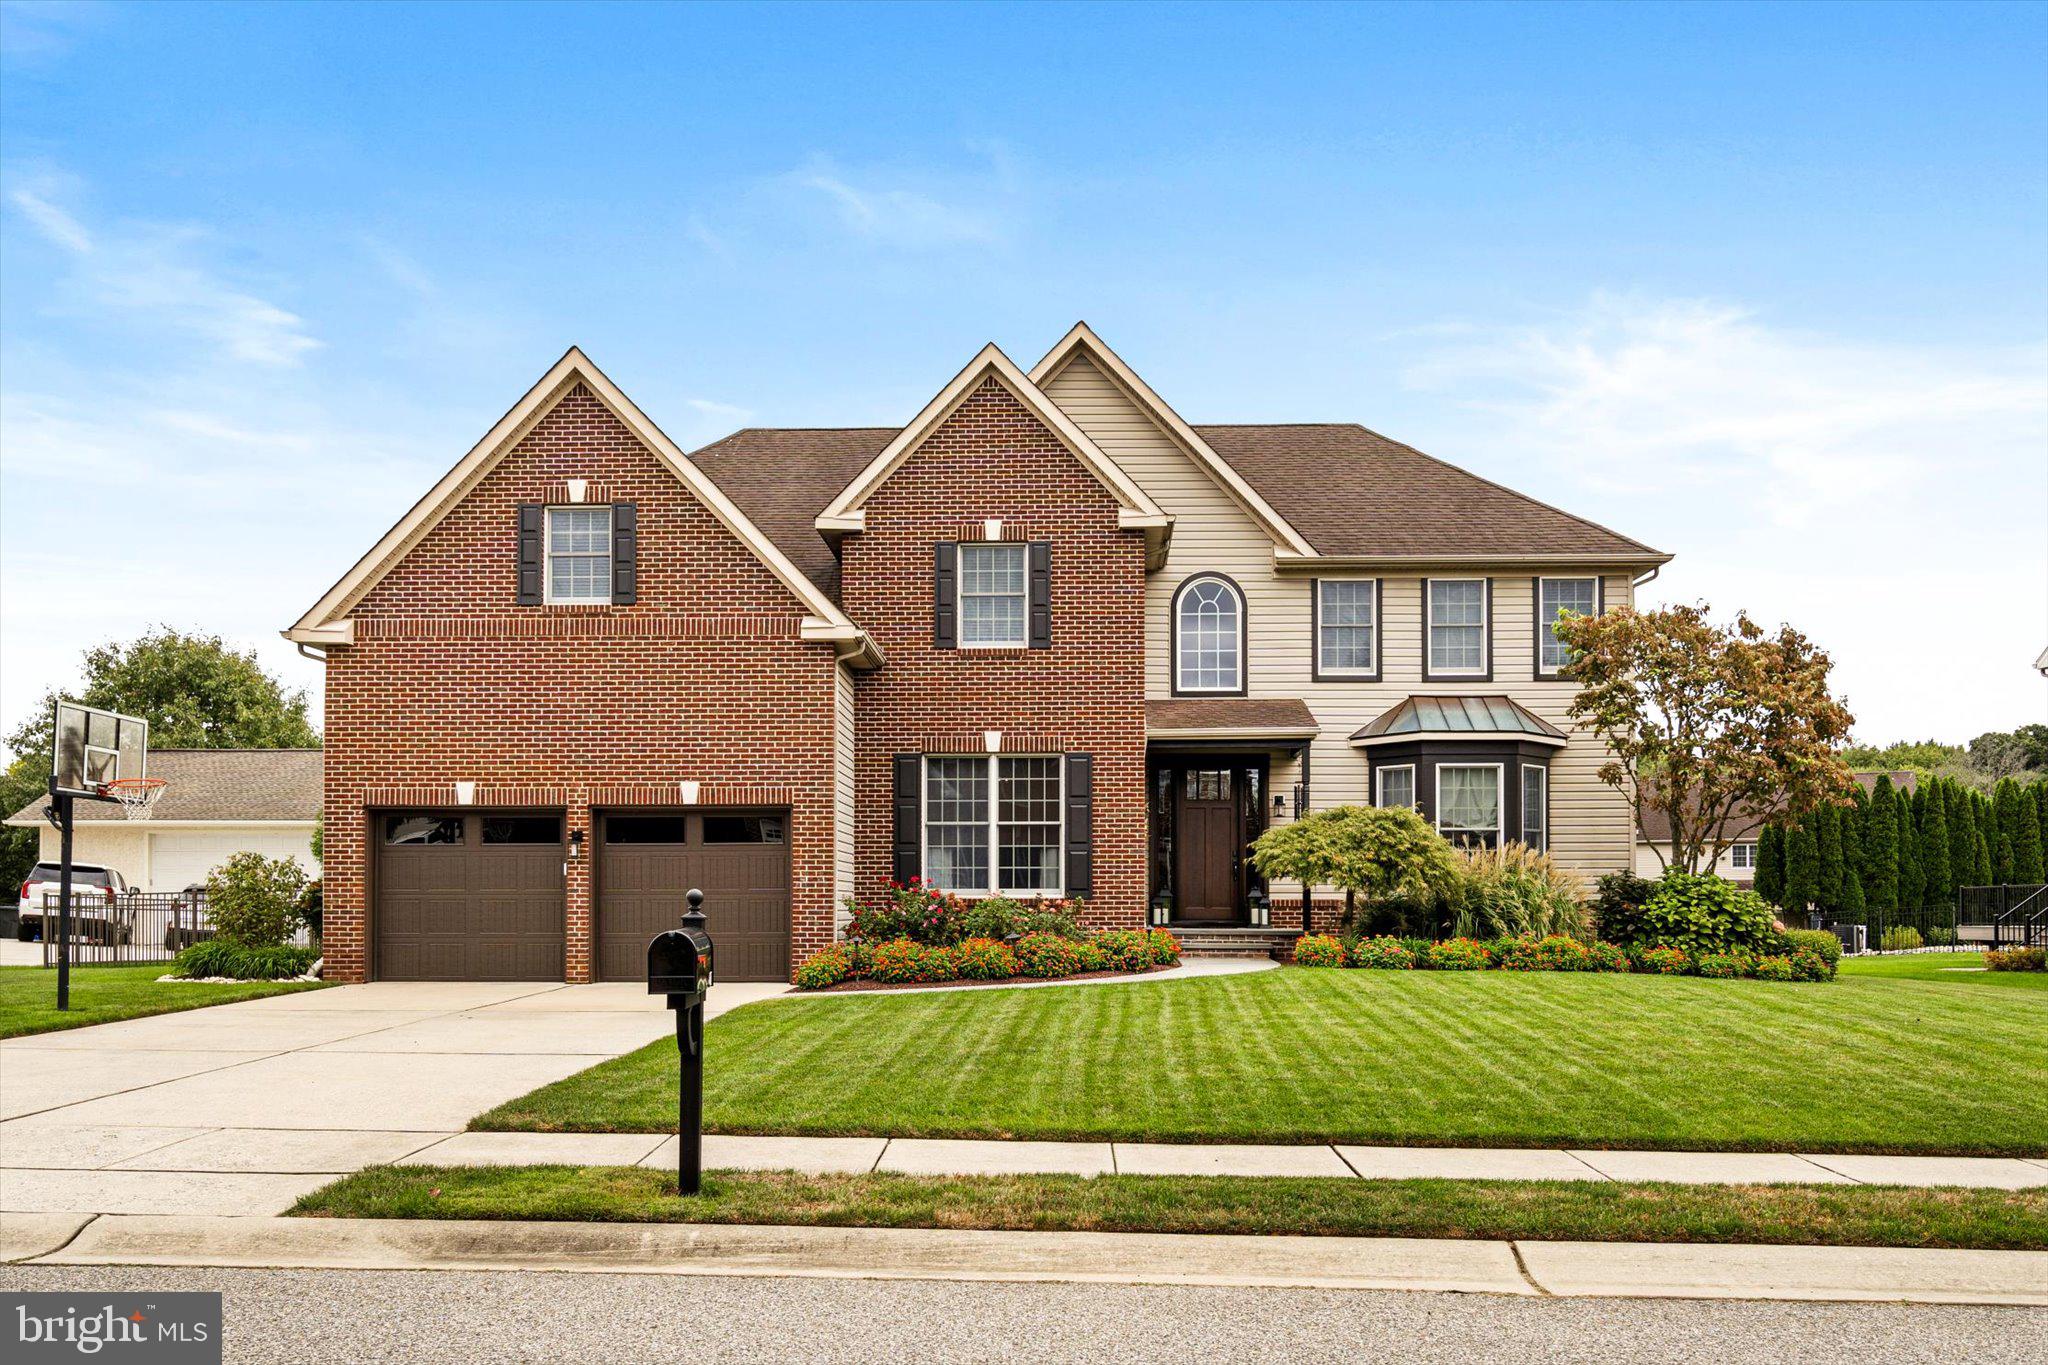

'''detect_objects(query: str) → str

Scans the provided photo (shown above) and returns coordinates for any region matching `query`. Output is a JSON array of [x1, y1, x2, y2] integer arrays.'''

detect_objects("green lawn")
[[476, 968, 2048, 1155], [1839, 954, 2048, 990], [0, 963, 328, 1038], [293, 1166, 2048, 1251]]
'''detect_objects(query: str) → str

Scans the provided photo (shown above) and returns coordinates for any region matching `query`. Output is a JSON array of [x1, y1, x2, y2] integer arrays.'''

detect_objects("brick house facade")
[[291, 329, 1668, 983]]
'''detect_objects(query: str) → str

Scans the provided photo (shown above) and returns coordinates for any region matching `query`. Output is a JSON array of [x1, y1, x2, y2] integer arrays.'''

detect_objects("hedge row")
[[794, 929, 1180, 989], [1293, 931, 1840, 982]]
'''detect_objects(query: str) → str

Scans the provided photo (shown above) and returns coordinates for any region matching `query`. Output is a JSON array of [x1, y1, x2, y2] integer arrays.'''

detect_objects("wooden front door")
[[1175, 768, 1241, 923]]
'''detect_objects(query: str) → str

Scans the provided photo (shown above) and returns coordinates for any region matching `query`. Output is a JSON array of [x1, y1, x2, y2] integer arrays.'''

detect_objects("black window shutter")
[[893, 754, 924, 884], [516, 504, 543, 605], [1027, 542, 1052, 649], [1064, 753, 1093, 897], [933, 543, 958, 649], [611, 502, 637, 605]]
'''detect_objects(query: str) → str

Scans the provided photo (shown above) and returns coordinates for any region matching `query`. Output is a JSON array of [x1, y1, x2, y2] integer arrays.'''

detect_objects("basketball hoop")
[[103, 777, 167, 821]]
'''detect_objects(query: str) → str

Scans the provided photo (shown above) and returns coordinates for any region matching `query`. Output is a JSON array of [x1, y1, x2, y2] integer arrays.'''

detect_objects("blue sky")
[[3, 0, 2044, 749]]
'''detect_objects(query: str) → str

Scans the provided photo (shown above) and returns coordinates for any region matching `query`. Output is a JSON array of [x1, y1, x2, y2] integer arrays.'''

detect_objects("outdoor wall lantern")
[[1248, 886, 1271, 928], [568, 829, 585, 859]]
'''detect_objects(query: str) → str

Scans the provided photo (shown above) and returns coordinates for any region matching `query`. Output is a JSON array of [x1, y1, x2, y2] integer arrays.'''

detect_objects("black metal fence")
[[1821, 903, 1966, 954], [1959, 884, 2048, 949], [28, 890, 314, 966]]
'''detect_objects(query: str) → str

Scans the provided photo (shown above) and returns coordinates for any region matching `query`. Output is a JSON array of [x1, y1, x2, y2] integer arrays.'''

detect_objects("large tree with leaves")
[[1555, 603, 1855, 876], [0, 628, 321, 891]]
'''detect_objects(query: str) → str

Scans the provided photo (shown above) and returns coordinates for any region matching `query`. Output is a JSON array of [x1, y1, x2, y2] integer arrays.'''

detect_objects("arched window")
[[1174, 575, 1244, 694]]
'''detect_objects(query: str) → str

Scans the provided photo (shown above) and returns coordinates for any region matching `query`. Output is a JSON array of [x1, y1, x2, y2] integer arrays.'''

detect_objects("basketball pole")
[[53, 792, 74, 1012]]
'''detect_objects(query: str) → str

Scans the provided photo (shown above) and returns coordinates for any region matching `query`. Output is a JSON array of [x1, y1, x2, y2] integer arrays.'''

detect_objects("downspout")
[[1299, 741, 1313, 935], [1632, 565, 1662, 590], [295, 642, 330, 664]]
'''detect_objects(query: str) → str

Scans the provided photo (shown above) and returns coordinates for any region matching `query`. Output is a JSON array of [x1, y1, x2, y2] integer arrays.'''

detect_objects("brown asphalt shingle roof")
[[687, 422, 1663, 603], [2, 750, 322, 826], [1634, 770, 1917, 843], [1146, 698, 1320, 735]]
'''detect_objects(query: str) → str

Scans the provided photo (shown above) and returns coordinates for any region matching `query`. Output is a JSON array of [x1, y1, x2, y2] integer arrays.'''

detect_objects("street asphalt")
[[4, 1264, 2043, 1364]]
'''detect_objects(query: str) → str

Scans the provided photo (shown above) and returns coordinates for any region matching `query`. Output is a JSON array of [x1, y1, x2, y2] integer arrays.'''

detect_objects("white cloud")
[[683, 397, 751, 423], [782, 153, 1012, 250], [1402, 294, 2046, 528], [7, 176, 321, 366]]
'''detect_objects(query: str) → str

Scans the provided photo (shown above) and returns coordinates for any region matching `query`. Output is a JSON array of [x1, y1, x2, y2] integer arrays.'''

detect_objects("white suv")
[[16, 863, 133, 943]]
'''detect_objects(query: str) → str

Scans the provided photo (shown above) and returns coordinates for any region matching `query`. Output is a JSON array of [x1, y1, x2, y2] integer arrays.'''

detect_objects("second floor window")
[[1175, 575, 1244, 693], [959, 544, 1027, 647], [1539, 577, 1599, 676], [1317, 579, 1378, 677], [546, 506, 612, 602], [1427, 578, 1488, 677]]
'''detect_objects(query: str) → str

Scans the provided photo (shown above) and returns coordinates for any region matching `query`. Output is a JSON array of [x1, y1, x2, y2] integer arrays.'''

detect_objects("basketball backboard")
[[50, 700, 148, 800]]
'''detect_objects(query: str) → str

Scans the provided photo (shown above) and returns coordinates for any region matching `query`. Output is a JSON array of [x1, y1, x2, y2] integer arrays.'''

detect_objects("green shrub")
[[1015, 932, 1082, 978], [1426, 937, 1491, 971], [1451, 844, 1590, 940], [1347, 935, 1416, 969], [843, 940, 874, 978], [1494, 934, 1591, 972], [958, 897, 1023, 942], [1782, 928, 1843, 966], [170, 940, 318, 981], [1637, 872, 1775, 956], [846, 881, 965, 946], [1147, 929, 1181, 965], [1585, 940, 1630, 973], [1592, 871, 1656, 945], [1293, 934, 1346, 968], [791, 946, 852, 990], [1789, 949, 1834, 982], [202, 852, 312, 948], [1396, 936, 1435, 966], [953, 937, 1018, 980], [868, 938, 953, 984], [1013, 900, 1087, 940], [1634, 944, 1692, 975], [1985, 946, 2046, 972], [1879, 926, 1924, 952], [1749, 954, 1795, 982], [1696, 952, 1745, 979], [1925, 925, 1957, 947], [1093, 929, 1153, 972]]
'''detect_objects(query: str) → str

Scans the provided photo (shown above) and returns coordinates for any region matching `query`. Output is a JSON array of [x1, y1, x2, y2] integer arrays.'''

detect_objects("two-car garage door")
[[373, 808, 790, 982]]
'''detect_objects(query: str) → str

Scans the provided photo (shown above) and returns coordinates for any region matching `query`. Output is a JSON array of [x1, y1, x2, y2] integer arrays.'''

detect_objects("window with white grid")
[[924, 755, 1064, 896], [1731, 843, 1757, 871], [1175, 576, 1242, 692], [546, 507, 611, 603], [1376, 765, 1415, 810], [1427, 578, 1487, 675], [1436, 764, 1502, 848], [1318, 580, 1377, 676], [959, 544, 1027, 647], [1521, 764, 1548, 852], [1539, 577, 1598, 675]]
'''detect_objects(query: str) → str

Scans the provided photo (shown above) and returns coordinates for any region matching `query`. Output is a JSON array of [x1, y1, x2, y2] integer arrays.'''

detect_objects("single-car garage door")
[[376, 812, 565, 981], [597, 810, 790, 982]]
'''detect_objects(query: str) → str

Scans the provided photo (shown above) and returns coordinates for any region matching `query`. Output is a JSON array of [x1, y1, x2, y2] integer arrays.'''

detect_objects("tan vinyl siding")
[[1043, 352, 1636, 883], [832, 660, 856, 931]]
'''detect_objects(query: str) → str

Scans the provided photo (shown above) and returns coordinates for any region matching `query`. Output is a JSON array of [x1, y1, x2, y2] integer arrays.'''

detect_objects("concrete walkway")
[[383, 1131, 2048, 1188], [0, 979, 790, 1216], [5, 1213, 2044, 1306]]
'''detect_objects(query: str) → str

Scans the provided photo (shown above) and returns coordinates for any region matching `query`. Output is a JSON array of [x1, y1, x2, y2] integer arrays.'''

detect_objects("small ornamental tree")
[[1783, 824, 1819, 917], [203, 852, 311, 948], [1752, 824, 1785, 906], [1815, 804, 1845, 913], [1250, 805, 1462, 920], [1864, 776, 1900, 910], [1554, 604, 1855, 876]]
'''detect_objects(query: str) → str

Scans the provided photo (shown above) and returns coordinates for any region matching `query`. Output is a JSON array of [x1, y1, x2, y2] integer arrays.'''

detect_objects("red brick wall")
[[841, 377, 1150, 928], [323, 383, 840, 983]]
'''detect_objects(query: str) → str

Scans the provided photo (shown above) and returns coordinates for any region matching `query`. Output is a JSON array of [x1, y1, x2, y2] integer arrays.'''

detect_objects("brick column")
[[565, 799, 595, 982]]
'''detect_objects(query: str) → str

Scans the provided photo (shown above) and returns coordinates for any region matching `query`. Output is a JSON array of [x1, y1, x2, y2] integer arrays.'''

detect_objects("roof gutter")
[[1275, 551, 1673, 571]]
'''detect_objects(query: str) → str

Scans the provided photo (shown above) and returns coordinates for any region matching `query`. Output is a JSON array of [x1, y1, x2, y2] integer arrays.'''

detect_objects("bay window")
[[1436, 763, 1502, 848], [1521, 764, 1548, 851]]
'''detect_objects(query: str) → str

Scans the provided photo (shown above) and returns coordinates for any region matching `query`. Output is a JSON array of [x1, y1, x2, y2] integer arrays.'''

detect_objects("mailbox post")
[[647, 888, 714, 1195]]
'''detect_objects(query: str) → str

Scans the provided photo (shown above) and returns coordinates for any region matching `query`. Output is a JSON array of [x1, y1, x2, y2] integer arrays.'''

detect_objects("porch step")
[[1168, 926, 1303, 962]]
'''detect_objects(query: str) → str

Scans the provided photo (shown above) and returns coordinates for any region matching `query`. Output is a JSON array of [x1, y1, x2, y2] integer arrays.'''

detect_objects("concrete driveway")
[[0, 979, 788, 1217]]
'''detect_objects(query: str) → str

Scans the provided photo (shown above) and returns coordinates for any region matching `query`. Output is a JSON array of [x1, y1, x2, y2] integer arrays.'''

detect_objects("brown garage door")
[[597, 810, 790, 982], [375, 812, 565, 981]]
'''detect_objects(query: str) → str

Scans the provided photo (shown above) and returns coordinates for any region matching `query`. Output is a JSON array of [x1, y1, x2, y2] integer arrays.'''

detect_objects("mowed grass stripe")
[[470, 969, 2048, 1155]]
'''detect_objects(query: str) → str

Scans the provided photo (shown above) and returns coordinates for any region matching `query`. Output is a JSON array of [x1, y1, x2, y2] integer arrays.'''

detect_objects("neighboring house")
[[1632, 770, 1919, 883], [3, 749, 322, 891], [287, 325, 1668, 984]]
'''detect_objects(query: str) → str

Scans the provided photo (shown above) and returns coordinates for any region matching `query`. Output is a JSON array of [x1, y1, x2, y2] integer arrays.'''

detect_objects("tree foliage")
[[1863, 776, 1900, 910], [1782, 823, 1819, 914], [1752, 824, 1785, 907], [1555, 603, 1855, 876], [1249, 806, 1463, 910], [202, 851, 312, 949]]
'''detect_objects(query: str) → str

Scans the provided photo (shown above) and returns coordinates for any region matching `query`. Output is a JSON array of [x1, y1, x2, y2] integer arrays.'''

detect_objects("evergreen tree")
[[1973, 827, 1994, 886], [1840, 799, 1864, 898], [1946, 782, 1975, 891], [1992, 778, 2019, 883], [1753, 824, 1786, 906], [1919, 783, 1953, 910], [1815, 804, 1845, 912], [1864, 776, 1900, 909], [2016, 785, 2046, 884], [2038, 782, 2048, 878], [1842, 865, 1866, 914], [1784, 824, 1820, 915], [1896, 800, 1923, 910]]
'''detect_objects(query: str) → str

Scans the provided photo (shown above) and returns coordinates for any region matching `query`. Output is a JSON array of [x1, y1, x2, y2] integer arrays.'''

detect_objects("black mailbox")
[[647, 929, 709, 1001], [649, 887, 714, 1195]]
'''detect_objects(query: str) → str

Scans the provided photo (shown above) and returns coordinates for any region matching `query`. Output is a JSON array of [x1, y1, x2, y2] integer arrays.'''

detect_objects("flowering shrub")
[[1777, 929, 1843, 968], [1148, 929, 1181, 965], [1696, 952, 1746, 979], [1789, 948, 1834, 982], [1748, 954, 1795, 982], [1074, 939, 1109, 971], [843, 940, 873, 978], [845, 880, 966, 946], [1293, 934, 1346, 968], [1094, 929, 1153, 972], [953, 937, 1018, 981], [1015, 932, 1082, 978], [868, 938, 954, 984], [1586, 941, 1630, 973], [1348, 936, 1416, 969], [1014, 899, 1089, 939], [959, 897, 1024, 942], [791, 946, 852, 990], [1635, 945, 1692, 975], [1426, 937, 1491, 971]]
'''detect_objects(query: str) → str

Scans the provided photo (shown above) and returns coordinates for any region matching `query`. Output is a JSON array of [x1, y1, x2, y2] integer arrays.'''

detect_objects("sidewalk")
[[5, 1213, 2045, 1306]]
